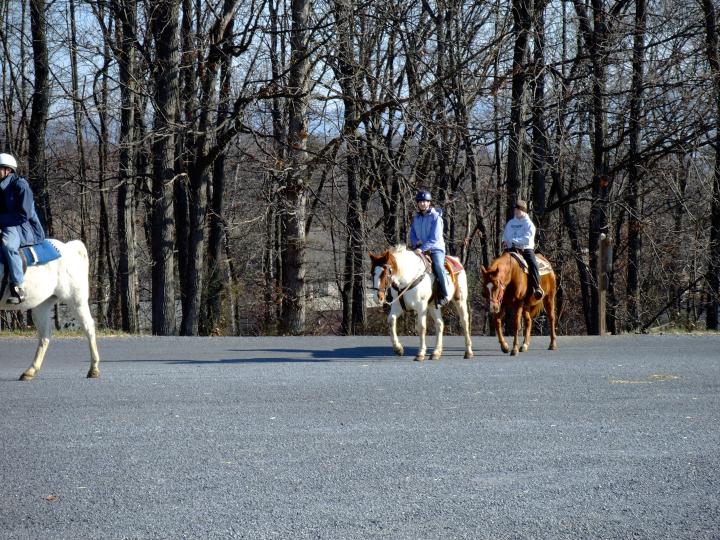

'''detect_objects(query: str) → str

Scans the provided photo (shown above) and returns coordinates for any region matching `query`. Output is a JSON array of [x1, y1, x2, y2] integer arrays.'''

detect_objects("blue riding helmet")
[[415, 190, 432, 202]]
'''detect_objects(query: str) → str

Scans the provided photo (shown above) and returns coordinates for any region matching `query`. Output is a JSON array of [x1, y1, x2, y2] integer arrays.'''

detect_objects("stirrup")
[[7, 285, 26, 305]]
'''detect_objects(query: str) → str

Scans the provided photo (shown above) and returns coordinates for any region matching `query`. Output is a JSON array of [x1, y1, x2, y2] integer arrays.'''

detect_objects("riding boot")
[[522, 249, 543, 299], [7, 284, 26, 304]]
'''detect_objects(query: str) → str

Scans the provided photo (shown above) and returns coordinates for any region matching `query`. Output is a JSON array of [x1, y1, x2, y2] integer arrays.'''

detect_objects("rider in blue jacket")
[[0, 153, 46, 304], [410, 190, 450, 307]]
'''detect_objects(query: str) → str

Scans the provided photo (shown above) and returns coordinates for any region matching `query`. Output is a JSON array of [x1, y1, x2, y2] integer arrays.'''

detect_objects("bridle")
[[487, 280, 506, 309], [372, 259, 426, 309]]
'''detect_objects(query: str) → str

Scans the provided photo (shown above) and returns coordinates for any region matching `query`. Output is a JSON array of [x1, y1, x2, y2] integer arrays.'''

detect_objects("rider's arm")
[[409, 218, 419, 248]]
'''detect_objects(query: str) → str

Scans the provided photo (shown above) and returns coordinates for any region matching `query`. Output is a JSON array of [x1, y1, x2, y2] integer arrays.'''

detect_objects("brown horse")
[[480, 251, 557, 355]]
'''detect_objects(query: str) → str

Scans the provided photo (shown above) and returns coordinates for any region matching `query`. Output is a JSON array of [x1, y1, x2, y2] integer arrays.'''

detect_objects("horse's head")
[[480, 264, 505, 314], [369, 250, 397, 303]]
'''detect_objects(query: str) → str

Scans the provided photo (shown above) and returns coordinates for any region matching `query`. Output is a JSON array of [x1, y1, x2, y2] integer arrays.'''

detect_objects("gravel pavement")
[[0, 333, 718, 539]]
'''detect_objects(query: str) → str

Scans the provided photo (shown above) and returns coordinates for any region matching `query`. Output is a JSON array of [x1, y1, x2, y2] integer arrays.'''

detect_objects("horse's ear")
[[369, 252, 378, 262]]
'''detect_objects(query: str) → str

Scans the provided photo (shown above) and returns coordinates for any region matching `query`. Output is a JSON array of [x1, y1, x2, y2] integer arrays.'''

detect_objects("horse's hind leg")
[[545, 293, 558, 350], [72, 300, 100, 378], [455, 300, 474, 359], [20, 301, 53, 381], [430, 306, 443, 360], [414, 308, 428, 361]]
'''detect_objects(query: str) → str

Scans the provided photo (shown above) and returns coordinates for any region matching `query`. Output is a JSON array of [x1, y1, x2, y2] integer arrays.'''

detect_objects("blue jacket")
[[0, 173, 46, 246], [410, 207, 445, 254]]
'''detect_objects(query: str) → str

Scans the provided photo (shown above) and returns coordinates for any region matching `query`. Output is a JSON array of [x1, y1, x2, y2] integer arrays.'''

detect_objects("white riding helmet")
[[0, 153, 18, 171]]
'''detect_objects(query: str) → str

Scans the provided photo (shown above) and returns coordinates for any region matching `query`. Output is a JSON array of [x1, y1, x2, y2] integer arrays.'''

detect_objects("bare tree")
[[150, 0, 180, 335]]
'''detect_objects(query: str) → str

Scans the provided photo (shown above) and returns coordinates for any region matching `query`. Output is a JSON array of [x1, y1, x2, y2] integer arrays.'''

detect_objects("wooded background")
[[1, 0, 719, 336]]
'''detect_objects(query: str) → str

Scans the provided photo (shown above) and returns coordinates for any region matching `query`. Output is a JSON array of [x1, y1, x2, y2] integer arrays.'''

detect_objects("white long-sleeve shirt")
[[502, 215, 536, 250]]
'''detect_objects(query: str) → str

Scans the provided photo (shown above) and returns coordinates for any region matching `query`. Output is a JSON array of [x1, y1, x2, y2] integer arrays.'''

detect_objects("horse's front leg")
[[510, 308, 523, 356], [414, 308, 428, 361], [521, 309, 532, 352], [430, 305, 444, 360], [387, 307, 404, 356], [493, 314, 509, 354], [20, 302, 53, 381]]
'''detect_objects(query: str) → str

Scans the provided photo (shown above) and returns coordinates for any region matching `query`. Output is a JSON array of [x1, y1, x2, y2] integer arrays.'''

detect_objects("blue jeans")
[[429, 250, 449, 299], [1, 227, 24, 286]]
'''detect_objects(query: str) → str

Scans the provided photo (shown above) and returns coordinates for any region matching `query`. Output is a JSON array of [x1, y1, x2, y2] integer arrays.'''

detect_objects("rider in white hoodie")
[[502, 199, 543, 300]]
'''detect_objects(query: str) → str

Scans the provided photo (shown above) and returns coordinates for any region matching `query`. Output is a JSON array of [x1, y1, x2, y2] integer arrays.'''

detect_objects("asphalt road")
[[0, 333, 718, 539]]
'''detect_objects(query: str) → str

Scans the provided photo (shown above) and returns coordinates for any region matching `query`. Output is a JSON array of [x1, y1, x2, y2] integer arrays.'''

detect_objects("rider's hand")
[[414, 248, 422, 256]]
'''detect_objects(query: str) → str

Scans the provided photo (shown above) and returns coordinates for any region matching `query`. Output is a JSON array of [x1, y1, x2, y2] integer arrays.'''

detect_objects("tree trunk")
[[115, 0, 139, 332], [279, 0, 312, 335], [700, 0, 720, 329], [28, 0, 52, 233], [150, 0, 180, 335], [202, 48, 233, 335], [626, 0, 646, 331], [334, 0, 366, 335], [506, 0, 531, 218], [530, 0, 549, 247], [574, 0, 611, 334]]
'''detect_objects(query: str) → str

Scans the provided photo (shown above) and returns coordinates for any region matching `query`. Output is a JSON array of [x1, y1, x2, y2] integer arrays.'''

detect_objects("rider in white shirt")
[[502, 200, 543, 300]]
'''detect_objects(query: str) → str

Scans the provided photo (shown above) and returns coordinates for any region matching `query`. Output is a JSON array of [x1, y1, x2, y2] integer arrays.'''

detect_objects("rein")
[[389, 270, 426, 311]]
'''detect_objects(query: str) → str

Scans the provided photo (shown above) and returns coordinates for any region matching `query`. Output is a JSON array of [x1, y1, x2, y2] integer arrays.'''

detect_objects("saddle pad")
[[20, 240, 62, 267], [444, 255, 464, 275], [510, 252, 552, 275]]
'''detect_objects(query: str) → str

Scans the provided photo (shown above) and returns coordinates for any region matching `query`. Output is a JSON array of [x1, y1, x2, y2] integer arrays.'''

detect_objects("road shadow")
[[105, 344, 484, 365]]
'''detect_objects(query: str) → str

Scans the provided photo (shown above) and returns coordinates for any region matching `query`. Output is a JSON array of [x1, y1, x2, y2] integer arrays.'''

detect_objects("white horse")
[[369, 245, 473, 361], [1, 239, 100, 380]]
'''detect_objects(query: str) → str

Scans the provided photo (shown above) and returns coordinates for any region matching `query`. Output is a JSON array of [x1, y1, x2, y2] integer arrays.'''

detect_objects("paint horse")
[[480, 250, 558, 355], [370, 245, 473, 361], [1, 239, 100, 380]]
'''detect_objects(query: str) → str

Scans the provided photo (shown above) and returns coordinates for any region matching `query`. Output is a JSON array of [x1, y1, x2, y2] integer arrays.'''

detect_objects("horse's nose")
[[377, 291, 385, 303], [488, 303, 499, 314]]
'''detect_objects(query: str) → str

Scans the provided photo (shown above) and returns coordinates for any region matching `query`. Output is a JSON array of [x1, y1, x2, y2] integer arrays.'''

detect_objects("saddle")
[[418, 252, 464, 301], [508, 250, 552, 275], [0, 239, 62, 290]]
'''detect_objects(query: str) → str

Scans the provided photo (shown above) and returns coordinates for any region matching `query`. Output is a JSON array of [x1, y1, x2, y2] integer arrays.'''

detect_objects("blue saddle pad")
[[20, 240, 62, 266]]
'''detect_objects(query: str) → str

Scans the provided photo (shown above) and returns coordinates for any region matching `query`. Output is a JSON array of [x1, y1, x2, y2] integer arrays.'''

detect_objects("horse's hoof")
[[501, 344, 510, 354], [510, 349, 518, 356], [430, 352, 441, 360], [414, 355, 426, 362], [520, 344, 528, 353], [19, 372, 34, 381], [87, 368, 100, 379], [548, 343, 557, 351], [393, 347, 404, 356], [464, 351, 474, 359]]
